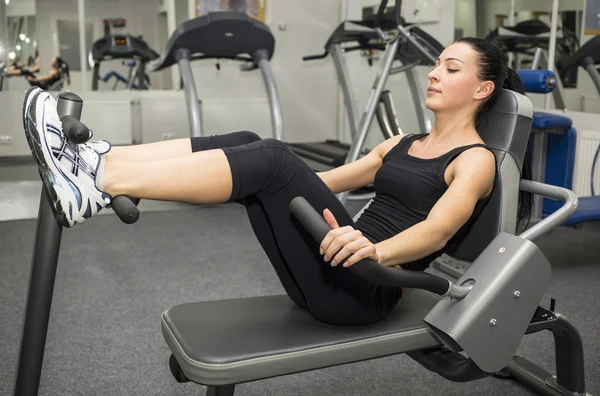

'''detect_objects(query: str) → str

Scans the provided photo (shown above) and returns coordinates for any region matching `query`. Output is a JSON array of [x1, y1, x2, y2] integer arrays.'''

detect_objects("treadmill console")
[[91, 34, 158, 62]]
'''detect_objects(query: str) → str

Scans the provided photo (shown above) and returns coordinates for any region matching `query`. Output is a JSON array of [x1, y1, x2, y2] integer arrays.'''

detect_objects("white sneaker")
[[22, 87, 112, 227]]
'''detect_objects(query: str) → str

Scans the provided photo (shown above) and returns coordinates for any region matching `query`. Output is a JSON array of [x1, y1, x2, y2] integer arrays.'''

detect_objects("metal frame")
[[12, 93, 82, 396], [583, 57, 600, 97], [176, 48, 203, 138], [253, 49, 284, 142], [331, 43, 360, 141], [336, 36, 401, 203]]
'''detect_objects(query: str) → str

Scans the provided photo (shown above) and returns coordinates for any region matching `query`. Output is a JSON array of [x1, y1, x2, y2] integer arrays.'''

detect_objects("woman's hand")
[[320, 208, 379, 268]]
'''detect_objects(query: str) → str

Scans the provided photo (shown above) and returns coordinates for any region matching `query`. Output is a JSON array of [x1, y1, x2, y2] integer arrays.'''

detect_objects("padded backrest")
[[445, 89, 533, 261]]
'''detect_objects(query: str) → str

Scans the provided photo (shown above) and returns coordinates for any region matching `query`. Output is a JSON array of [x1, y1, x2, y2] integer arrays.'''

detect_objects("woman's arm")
[[29, 69, 59, 83], [375, 148, 496, 267], [318, 135, 403, 194]]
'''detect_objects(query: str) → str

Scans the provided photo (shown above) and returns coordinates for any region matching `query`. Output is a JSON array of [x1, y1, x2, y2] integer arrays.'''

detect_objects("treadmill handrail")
[[289, 197, 472, 298]]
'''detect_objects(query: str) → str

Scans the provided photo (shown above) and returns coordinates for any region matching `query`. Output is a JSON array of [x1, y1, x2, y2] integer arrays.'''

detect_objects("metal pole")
[[582, 57, 600, 97], [531, 48, 544, 70], [176, 48, 202, 138], [254, 50, 284, 141], [545, 0, 560, 110], [12, 193, 63, 396], [12, 93, 84, 396], [331, 44, 359, 140], [337, 37, 400, 203], [78, 0, 87, 90], [406, 66, 431, 134], [397, 25, 437, 65], [508, 0, 516, 68]]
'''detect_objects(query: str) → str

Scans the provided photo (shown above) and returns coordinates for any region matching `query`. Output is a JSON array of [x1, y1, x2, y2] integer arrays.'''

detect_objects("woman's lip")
[[428, 88, 441, 93]]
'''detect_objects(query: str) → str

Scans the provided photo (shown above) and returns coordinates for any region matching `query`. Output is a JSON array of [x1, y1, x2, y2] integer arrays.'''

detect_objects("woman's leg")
[[106, 131, 262, 161], [218, 139, 402, 325], [24, 89, 400, 324], [28, 80, 48, 90]]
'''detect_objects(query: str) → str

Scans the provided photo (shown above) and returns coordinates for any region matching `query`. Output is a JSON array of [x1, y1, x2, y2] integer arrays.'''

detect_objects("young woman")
[[22, 38, 529, 326], [14, 56, 69, 90]]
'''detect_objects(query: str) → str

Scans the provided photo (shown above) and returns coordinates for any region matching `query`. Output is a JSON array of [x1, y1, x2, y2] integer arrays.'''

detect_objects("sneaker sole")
[[23, 90, 83, 227], [22, 88, 71, 226]]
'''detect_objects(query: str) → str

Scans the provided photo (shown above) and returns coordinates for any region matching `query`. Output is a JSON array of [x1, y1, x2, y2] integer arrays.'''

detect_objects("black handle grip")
[[111, 195, 140, 224], [582, 56, 595, 68], [289, 197, 451, 295], [60, 115, 91, 144], [303, 52, 329, 61]]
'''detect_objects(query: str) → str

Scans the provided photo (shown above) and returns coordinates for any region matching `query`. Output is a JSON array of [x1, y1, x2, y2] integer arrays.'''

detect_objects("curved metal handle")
[[289, 197, 455, 295], [518, 180, 579, 241]]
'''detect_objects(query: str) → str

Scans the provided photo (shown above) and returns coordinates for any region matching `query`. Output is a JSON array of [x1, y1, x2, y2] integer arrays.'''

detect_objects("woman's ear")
[[474, 81, 495, 101]]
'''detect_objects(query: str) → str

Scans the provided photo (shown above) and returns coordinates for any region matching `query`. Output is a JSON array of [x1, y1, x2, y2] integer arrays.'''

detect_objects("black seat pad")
[[162, 289, 440, 385]]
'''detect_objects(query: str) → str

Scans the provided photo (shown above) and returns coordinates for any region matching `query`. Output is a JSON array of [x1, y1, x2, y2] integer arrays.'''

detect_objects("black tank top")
[[354, 133, 493, 271]]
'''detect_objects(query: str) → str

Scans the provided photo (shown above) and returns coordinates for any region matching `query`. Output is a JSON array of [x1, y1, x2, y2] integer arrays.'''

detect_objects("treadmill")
[[90, 34, 159, 91], [287, 0, 443, 178], [557, 35, 600, 96], [485, 19, 579, 73], [147, 11, 282, 140]]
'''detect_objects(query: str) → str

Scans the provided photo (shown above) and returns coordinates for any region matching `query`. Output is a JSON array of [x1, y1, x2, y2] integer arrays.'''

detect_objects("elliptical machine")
[[288, 0, 443, 202]]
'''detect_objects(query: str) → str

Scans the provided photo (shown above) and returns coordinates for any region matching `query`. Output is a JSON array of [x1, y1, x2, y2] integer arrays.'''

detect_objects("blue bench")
[[530, 110, 600, 225]]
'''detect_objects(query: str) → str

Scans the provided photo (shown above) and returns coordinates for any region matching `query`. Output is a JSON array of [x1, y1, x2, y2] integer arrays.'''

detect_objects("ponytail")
[[56, 57, 71, 85], [503, 68, 524, 93], [458, 35, 533, 232]]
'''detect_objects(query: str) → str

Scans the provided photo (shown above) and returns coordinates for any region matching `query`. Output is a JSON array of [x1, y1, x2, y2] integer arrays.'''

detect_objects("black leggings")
[[191, 131, 402, 326], [28, 80, 49, 90]]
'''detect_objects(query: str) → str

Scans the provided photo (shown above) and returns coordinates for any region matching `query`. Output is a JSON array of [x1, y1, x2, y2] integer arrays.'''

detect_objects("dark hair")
[[54, 56, 70, 85], [456, 37, 532, 232]]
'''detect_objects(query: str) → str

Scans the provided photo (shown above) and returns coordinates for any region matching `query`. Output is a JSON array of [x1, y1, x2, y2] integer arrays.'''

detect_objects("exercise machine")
[[90, 34, 158, 91], [485, 19, 578, 73], [557, 35, 600, 96], [100, 60, 152, 90], [519, 66, 600, 227], [160, 90, 586, 396], [11, 89, 588, 396], [147, 11, 282, 140], [288, 0, 443, 180]]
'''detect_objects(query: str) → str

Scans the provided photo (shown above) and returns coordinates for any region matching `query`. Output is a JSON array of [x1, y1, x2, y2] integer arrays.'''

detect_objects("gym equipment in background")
[[90, 34, 158, 91], [101, 60, 152, 90], [288, 0, 443, 182], [148, 11, 282, 140], [557, 35, 600, 95]]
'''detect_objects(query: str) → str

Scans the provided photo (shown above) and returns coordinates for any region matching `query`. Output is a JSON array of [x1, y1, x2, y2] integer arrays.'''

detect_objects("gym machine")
[[90, 34, 159, 91], [288, 0, 444, 204], [147, 11, 282, 140]]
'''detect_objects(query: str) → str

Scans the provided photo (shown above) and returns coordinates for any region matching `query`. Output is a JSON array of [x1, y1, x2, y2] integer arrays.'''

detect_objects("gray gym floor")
[[1, 202, 599, 396]]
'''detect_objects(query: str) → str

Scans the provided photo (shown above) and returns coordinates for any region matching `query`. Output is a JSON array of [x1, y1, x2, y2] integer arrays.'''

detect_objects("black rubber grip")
[[111, 195, 140, 224], [582, 56, 595, 68], [60, 115, 91, 144], [289, 197, 451, 295], [303, 52, 328, 61]]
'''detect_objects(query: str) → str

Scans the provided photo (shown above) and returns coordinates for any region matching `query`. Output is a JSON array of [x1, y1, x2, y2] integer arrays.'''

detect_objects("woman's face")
[[425, 42, 494, 114], [51, 57, 58, 68]]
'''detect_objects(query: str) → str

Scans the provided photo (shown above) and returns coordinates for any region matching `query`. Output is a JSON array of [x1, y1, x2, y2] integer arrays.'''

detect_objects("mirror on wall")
[[1, 0, 37, 91], [6, 15, 37, 67]]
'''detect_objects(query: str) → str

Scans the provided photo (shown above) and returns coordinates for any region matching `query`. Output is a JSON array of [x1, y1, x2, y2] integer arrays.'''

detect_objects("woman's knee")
[[235, 131, 262, 144]]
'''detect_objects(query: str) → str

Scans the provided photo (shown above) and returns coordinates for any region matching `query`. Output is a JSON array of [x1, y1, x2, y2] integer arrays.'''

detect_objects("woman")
[[22, 38, 530, 326], [18, 56, 68, 90]]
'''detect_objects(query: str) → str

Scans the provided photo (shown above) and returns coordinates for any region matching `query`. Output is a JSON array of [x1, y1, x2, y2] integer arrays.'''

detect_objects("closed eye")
[[447, 69, 459, 73]]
